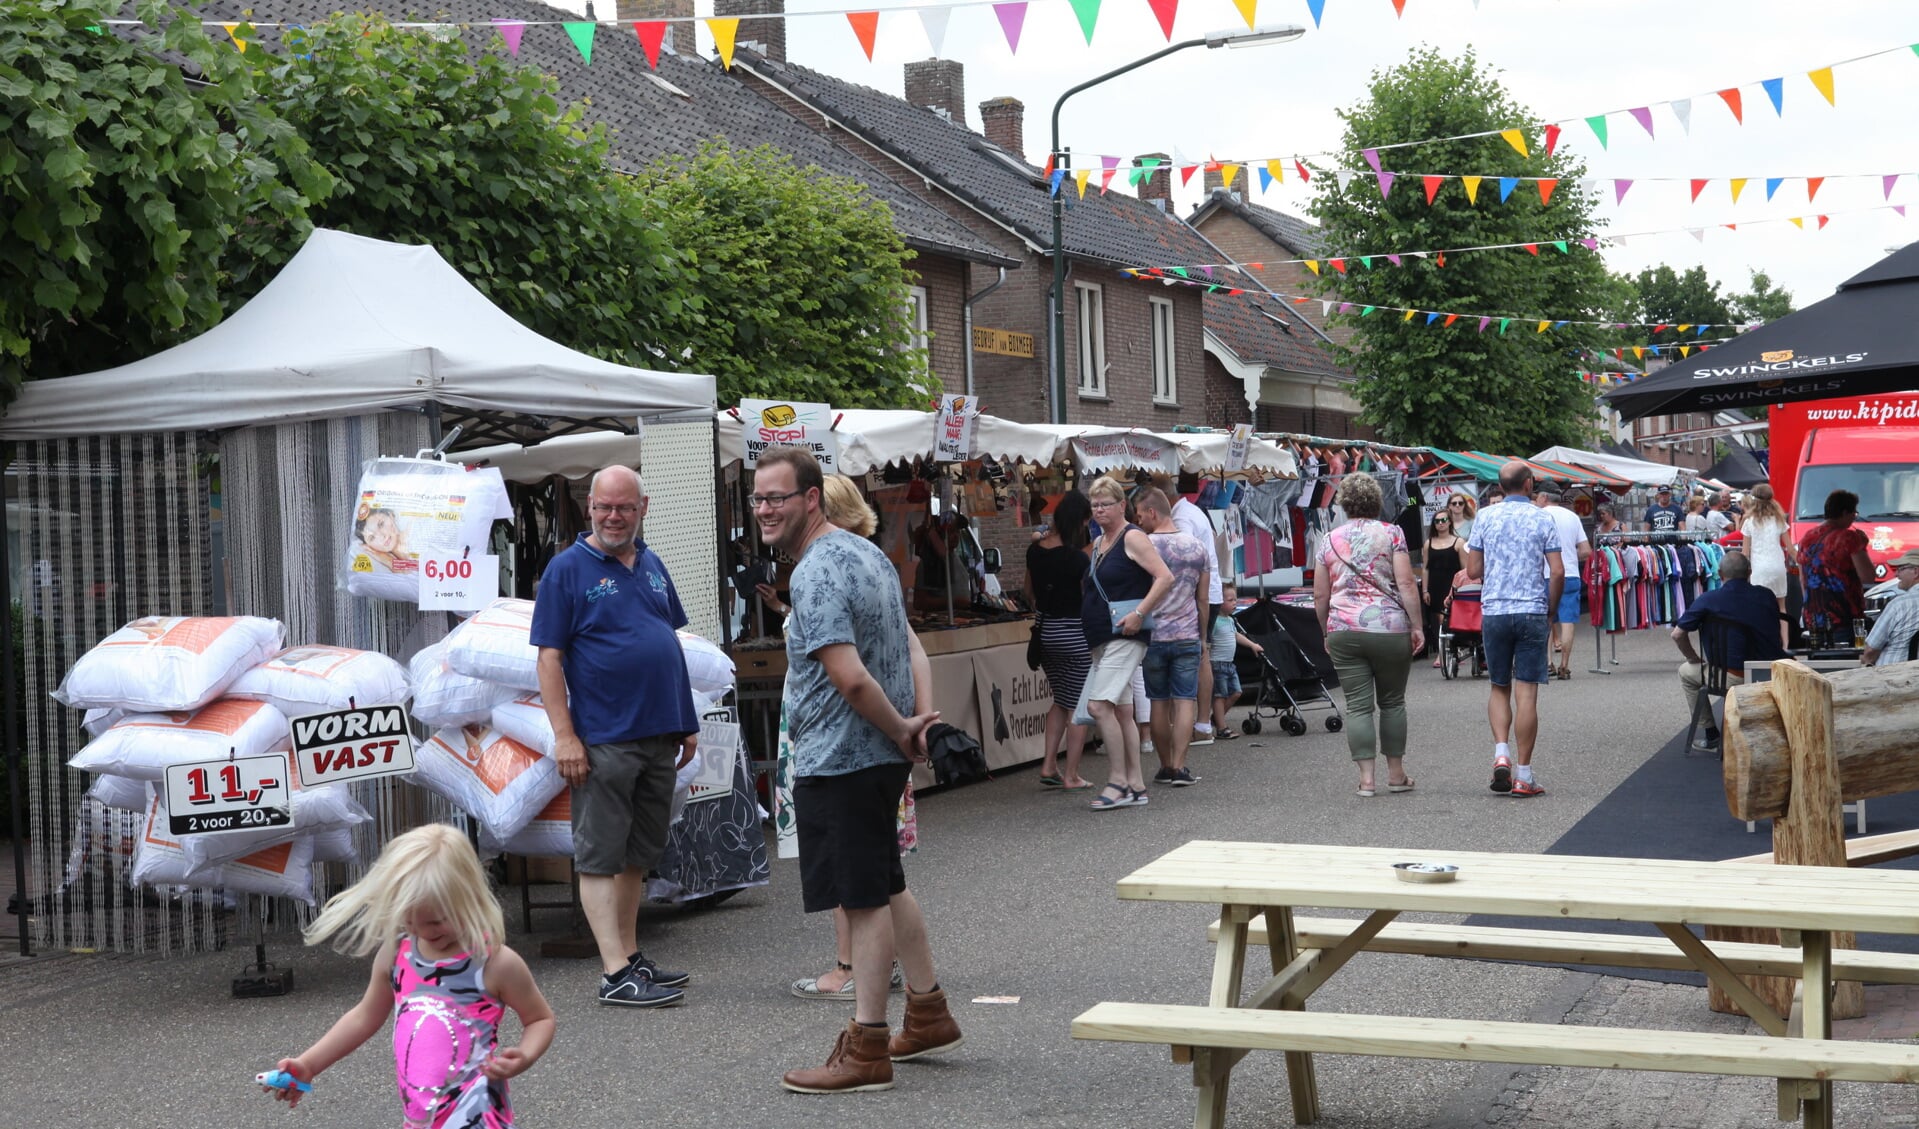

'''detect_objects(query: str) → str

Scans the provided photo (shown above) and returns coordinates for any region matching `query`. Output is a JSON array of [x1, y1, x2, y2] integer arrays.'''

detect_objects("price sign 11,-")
[[419, 551, 501, 611], [163, 753, 294, 837]]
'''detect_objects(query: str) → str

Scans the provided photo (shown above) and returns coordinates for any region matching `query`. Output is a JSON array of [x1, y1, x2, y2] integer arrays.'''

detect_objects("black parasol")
[[1604, 242, 1919, 421]]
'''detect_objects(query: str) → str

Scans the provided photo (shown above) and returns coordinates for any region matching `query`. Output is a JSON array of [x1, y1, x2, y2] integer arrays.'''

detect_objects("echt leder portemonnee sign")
[[291, 703, 416, 787]]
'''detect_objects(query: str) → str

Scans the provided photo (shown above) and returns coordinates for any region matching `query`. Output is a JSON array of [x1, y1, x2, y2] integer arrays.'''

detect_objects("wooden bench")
[[1207, 914, 1919, 986], [1072, 1002, 1919, 1084]]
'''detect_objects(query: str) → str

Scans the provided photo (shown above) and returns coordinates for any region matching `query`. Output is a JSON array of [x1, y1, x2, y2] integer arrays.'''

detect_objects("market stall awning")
[[1529, 458, 1631, 489], [1700, 445, 1768, 489], [1033, 425, 1298, 478], [0, 229, 715, 441], [457, 430, 649, 483], [1531, 445, 1685, 487], [717, 408, 1062, 474], [1423, 450, 1506, 481]]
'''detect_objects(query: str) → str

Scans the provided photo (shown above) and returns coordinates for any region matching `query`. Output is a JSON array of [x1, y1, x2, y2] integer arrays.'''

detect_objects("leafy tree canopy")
[[634, 140, 934, 409], [1310, 47, 1624, 453], [1729, 269, 1794, 324], [0, 0, 326, 397]]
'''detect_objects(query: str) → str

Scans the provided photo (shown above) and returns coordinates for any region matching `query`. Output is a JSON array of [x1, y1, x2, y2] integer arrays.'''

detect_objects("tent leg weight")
[[233, 944, 295, 998]]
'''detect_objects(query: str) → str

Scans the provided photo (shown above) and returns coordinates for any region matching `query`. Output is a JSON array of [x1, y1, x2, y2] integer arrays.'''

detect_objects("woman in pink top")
[[1313, 474, 1424, 797]]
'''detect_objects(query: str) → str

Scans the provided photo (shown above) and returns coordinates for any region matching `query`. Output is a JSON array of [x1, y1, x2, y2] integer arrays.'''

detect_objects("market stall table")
[[1072, 840, 1919, 1129]]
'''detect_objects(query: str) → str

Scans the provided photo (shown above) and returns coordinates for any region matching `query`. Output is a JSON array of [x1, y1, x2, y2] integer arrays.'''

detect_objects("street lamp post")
[[1047, 24, 1305, 424]]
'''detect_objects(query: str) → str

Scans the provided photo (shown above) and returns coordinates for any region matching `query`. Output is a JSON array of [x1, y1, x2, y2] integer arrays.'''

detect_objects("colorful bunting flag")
[[1671, 97, 1692, 134], [563, 21, 596, 64], [919, 6, 950, 54], [1808, 66, 1836, 106], [1553, 240, 1568, 254], [1537, 178, 1557, 205], [1100, 155, 1120, 193], [1445, 314, 1458, 327], [1231, 0, 1257, 29], [1294, 159, 1310, 184], [1179, 161, 1199, 186], [1730, 177, 1747, 204], [1690, 179, 1709, 202], [846, 11, 879, 60], [633, 21, 667, 68], [1614, 179, 1633, 204], [1135, 156, 1161, 186], [1585, 115, 1608, 149], [1808, 176, 1825, 201], [1818, 214, 1830, 229], [1497, 177, 1517, 202], [1362, 148, 1382, 173], [1147, 0, 1179, 40], [994, 2, 1027, 52], [1266, 158, 1285, 186], [1789, 216, 1804, 229], [1386, 254, 1402, 266], [219, 22, 247, 51], [1256, 165, 1273, 192], [1886, 173, 1903, 200], [1478, 317, 1492, 332], [1536, 321, 1550, 333], [1375, 170, 1395, 198], [1766, 176, 1783, 200], [1330, 258, 1347, 273], [1462, 175, 1482, 204], [1499, 318, 1511, 335], [1718, 88, 1743, 124], [709, 17, 740, 67], [1220, 161, 1239, 190], [1067, 0, 1101, 42], [492, 18, 526, 56], [1402, 308, 1416, 322], [1544, 123, 1562, 156], [1426, 312, 1441, 325], [1304, 260, 1321, 275], [1628, 106, 1655, 138], [1523, 243, 1539, 256], [1074, 168, 1091, 197], [1360, 257, 1373, 270], [1762, 76, 1785, 116], [1391, 0, 1407, 14], [1305, 0, 1326, 27], [1423, 175, 1444, 204], [1500, 129, 1529, 159]]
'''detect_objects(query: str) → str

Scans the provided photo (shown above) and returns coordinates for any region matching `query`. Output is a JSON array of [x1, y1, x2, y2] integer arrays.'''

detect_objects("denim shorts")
[[1211, 661, 1242, 698], [1142, 639, 1202, 701], [1482, 613, 1550, 687], [1553, 577, 1584, 625]]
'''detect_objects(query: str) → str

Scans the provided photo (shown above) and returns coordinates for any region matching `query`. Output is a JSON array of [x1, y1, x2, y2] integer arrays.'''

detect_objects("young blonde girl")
[[264, 823, 555, 1127]]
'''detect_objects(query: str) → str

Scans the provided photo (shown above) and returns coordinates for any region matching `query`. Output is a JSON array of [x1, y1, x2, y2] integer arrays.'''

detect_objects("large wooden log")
[[1722, 663, 1919, 822]]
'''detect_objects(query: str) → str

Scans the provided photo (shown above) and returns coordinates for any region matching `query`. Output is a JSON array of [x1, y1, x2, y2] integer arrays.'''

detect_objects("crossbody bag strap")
[[1328, 527, 1407, 616]]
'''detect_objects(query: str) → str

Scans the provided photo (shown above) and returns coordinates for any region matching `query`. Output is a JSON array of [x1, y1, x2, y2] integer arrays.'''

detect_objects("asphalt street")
[[5, 626, 1917, 1128]]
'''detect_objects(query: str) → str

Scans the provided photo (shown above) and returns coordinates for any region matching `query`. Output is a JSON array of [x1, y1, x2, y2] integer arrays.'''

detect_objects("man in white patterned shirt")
[[1863, 549, 1919, 667]]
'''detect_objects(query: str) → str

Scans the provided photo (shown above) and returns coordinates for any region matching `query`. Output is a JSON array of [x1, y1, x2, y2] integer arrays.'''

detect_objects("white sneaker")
[[1140, 740, 1156, 756]]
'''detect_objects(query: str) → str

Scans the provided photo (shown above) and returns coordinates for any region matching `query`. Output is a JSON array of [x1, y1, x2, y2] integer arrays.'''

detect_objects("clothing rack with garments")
[[1586, 530, 1719, 675]]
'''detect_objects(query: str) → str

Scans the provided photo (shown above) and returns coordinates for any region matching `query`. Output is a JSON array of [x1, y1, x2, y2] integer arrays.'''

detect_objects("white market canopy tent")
[[717, 408, 1058, 475], [0, 229, 715, 441], [1034, 425, 1299, 478], [1531, 445, 1686, 488], [458, 430, 650, 483]]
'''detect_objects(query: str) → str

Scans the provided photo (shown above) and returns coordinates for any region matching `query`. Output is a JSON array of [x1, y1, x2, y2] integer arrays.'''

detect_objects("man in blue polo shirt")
[[532, 465, 698, 1010], [1671, 551, 1788, 751]]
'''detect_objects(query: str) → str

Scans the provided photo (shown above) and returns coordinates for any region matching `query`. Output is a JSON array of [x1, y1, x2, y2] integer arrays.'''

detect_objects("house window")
[[1075, 282, 1105, 396], [905, 286, 930, 355], [1150, 296, 1176, 404]]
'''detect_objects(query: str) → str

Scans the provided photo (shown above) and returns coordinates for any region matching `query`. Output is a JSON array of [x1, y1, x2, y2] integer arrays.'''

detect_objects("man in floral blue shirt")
[[1465, 462, 1564, 798]]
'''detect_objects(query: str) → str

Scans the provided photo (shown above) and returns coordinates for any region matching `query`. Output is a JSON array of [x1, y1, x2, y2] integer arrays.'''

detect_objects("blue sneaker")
[[600, 966, 685, 1008], [626, 950, 689, 988]]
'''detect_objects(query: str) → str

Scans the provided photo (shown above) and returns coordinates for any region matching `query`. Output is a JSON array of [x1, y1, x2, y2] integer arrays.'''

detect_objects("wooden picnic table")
[[1077, 840, 1919, 1129]]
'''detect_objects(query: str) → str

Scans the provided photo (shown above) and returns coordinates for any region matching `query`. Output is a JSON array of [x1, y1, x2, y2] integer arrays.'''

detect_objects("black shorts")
[[795, 762, 911, 913]]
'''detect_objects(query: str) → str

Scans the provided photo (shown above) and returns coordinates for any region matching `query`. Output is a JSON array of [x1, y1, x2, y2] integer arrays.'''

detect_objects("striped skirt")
[[1037, 614, 1092, 713]]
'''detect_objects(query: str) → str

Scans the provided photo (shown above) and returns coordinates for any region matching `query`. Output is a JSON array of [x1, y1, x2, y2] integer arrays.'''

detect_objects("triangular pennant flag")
[[1762, 76, 1784, 116], [1360, 257, 1373, 270], [1423, 175, 1443, 203], [220, 22, 248, 51], [994, 2, 1027, 52], [1444, 314, 1458, 327], [1100, 155, 1120, 193], [633, 21, 667, 68], [1633, 346, 1645, 361], [1499, 318, 1511, 335], [1671, 97, 1692, 134], [1478, 317, 1492, 332], [1255, 165, 1272, 192], [493, 19, 526, 56], [1386, 254, 1402, 266], [1362, 148, 1382, 174], [1688, 228, 1705, 242], [1537, 178, 1557, 205], [1391, 0, 1407, 14], [1426, 312, 1441, 324], [1544, 123, 1562, 156], [1885, 173, 1902, 201], [1402, 308, 1416, 322], [1553, 240, 1568, 254], [1677, 324, 1691, 333], [1361, 306, 1377, 317], [1048, 169, 1066, 196], [1199, 265, 1214, 279], [1581, 237, 1598, 250], [1808, 176, 1825, 201], [1536, 321, 1550, 333], [1068, 0, 1102, 41], [1074, 169, 1091, 197], [1696, 325, 1710, 337], [1266, 158, 1285, 185], [1436, 252, 1446, 267], [1043, 153, 1057, 179], [1680, 346, 1692, 359], [1808, 67, 1835, 106], [1899, 205, 1910, 218], [1135, 156, 1162, 188], [846, 11, 880, 60], [1788, 216, 1804, 229], [1335, 170, 1356, 192], [1376, 170, 1395, 198], [1294, 159, 1310, 183], [1171, 267, 1188, 278], [1232, 0, 1257, 28], [1125, 159, 1143, 187], [919, 6, 950, 54], [1716, 88, 1746, 125], [1523, 243, 1539, 256], [1766, 176, 1784, 200], [1459, 175, 1482, 204], [1818, 214, 1830, 230], [1330, 258, 1347, 274], [1627, 106, 1654, 138], [1497, 177, 1517, 202], [1730, 177, 1747, 204], [1690, 179, 1710, 202], [1585, 115, 1609, 149], [1500, 129, 1529, 158], [563, 21, 597, 64], [708, 17, 740, 67], [1180, 162, 1199, 186], [1304, 260, 1321, 275], [1220, 162, 1239, 190], [1577, 177, 1598, 197], [1305, 0, 1327, 27], [1147, 0, 1179, 40], [1322, 301, 1334, 317]]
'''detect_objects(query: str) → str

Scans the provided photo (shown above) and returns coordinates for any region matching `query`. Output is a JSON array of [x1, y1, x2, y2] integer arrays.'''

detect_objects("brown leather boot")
[[888, 985, 964, 1061], [780, 1019, 895, 1093]]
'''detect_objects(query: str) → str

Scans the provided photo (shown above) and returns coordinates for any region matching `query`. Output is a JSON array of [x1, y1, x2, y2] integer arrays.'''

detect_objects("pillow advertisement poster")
[[343, 458, 511, 603]]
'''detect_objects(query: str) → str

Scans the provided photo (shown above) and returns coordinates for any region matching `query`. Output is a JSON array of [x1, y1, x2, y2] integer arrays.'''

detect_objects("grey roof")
[[1203, 291, 1347, 377], [1187, 189, 1327, 257], [733, 51, 1224, 271], [158, 0, 1018, 268]]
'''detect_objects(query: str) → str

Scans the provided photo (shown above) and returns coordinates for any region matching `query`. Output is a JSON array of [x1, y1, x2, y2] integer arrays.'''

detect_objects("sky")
[[549, 0, 1919, 316]]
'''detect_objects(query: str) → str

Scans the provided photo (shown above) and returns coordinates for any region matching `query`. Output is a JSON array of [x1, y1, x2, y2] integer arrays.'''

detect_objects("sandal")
[[1216, 727, 1240, 740], [1388, 778, 1416, 793], [1062, 779, 1095, 790], [1038, 774, 1064, 788], [1090, 784, 1132, 810], [1356, 785, 1376, 798]]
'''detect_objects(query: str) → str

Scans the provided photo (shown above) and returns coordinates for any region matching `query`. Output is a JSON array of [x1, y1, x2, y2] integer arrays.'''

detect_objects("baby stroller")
[[1438, 578, 1486, 680], [1232, 597, 1344, 736]]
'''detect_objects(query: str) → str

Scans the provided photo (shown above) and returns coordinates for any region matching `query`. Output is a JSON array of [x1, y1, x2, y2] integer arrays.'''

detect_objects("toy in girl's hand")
[[256, 1069, 312, 1093]]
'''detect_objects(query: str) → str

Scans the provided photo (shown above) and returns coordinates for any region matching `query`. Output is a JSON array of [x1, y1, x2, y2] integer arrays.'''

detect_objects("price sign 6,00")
[[423, 557, 475, 582]]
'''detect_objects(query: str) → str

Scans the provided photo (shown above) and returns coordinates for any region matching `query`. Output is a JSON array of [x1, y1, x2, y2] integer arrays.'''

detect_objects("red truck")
[[1769, 392, 1919, 581]]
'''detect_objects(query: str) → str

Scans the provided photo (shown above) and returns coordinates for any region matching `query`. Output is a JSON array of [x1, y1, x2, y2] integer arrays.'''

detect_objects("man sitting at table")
[[1670, 551, 1788, 751], [1862, 548, 1919, 667]]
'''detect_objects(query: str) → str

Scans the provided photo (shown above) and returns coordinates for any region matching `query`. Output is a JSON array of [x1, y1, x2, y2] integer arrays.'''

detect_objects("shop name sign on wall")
[[740, 399, 838, 470], [1072, 432, 1180, 476], [291, 704, 416, 787], [935, 394, 978, 463], [972, 327, 1034, 358]]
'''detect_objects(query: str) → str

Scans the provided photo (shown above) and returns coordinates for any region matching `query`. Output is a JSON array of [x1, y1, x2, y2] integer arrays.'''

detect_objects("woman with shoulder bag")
[[1080, 475, 1174, 811], [1313, 474, 1424, 797], [1024, 491, 1095, 790]]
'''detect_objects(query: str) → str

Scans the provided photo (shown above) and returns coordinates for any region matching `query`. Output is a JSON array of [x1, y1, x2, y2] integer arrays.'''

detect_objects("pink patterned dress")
[[391, 937, 513, 1128]]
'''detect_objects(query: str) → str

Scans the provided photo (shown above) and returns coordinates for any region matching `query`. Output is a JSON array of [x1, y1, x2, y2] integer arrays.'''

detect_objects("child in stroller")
[[1437, 571, 1486, 680]]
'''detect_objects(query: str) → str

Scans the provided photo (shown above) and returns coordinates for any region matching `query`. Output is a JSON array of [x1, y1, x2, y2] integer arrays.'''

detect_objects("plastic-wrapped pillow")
[[412, 725, 564, 843], [678, 631, 735, 698], [343, 458, 510, 603], [410, 640, 512, 729], [311, 827, 358, 864], [481, 791, 573, 858], [489, 694, 555, 758], [85, 774, 150, 813], [83, 709, 124, 738], [53, 616, 286, 713], [226, 645, 410, 719], [181, 779, 370, 871], [132, 794, 315, 904], [443, 599, 541, 691], [68, 699, 291, 782]]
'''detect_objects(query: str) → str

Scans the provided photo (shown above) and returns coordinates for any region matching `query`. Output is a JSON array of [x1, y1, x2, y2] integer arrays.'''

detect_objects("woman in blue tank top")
[[1079, 475, 1173, 811]]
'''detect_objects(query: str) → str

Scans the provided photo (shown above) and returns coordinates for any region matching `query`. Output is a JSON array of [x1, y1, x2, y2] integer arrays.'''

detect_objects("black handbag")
[[1026, 616, 1045, 671]]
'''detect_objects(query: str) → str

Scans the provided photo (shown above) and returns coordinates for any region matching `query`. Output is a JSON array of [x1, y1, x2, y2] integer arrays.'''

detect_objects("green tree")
[[1629, 264, 1735, 350], [1730, 269, 1794, 324], [0, 0, 325, 398], [1309, 47, 1621, 452], [635, 140, 933, 409], [246, 15, 690, 367]]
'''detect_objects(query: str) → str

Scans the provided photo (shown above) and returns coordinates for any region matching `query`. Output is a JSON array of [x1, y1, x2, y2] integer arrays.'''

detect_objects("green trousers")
[[1327, 630, 1413, 762]]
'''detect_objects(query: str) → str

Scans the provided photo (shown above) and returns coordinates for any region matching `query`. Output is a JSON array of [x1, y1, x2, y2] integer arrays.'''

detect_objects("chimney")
[[904, 59, 966, 128], [978, 96, 1024, 159], [615, 0, 693, 53], [714, 0, 786, 63], [1136, 152, 1171, 211]]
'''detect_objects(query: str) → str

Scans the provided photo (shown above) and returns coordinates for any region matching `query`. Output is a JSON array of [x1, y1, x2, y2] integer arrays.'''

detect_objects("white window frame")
[[1149, 296, 1177, 405], [1075, 281, 1106, 397], [905, 286, 930, 356]]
